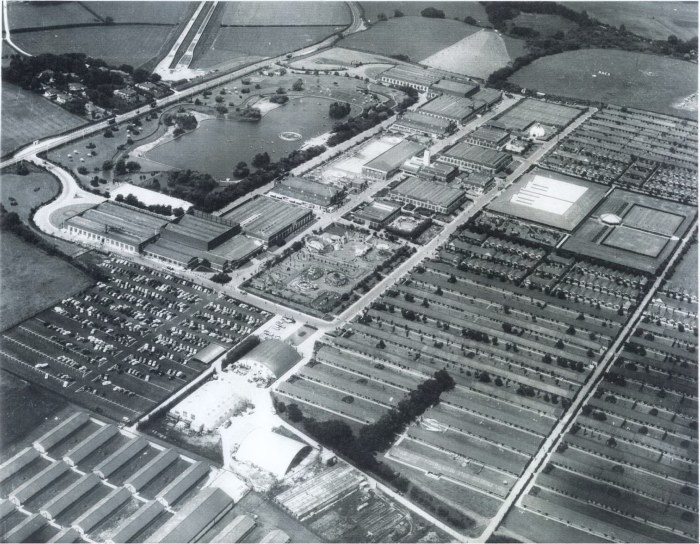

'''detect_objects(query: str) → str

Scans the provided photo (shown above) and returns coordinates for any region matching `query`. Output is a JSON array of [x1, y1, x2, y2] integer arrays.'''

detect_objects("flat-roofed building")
[[64, 201, 169, 252], [33, 412, 89, 453], [10, 461, 70, 507], [460, 171, 495, 195], [0, 448, 40, 484], [393, 112, 453, 138], [124, 448, 178, 493], [462, 126, 510, 150], [438, 142, 511, 174], [107, 500, 165, 544], [428, 79, 478, 98], [143, 238, 202, 269], [151, 487, 234, 543], [48, 527, 81, 543], [419, 95, 484, 124], [72, 487, 131, 538], [211, 514, 256, 543], [417, 163, 458, 183], [472, 87, 502, 108], [40, 473, 101, 522], [156, 461, 209, 507], [93, 437, 148, 480], [362, 140, 426, 181], [379, 65, 442, 92], [354, 200, 402, 229], [206, 235, 263, 270], [269, 177, 344, 210], [388, 177, 466, 214], [160, 212, 239, 251], [224, 197, 313, 247], [4, 513, 46, 543], [261, 529, 291, 543], [63, 424, 119, 468]]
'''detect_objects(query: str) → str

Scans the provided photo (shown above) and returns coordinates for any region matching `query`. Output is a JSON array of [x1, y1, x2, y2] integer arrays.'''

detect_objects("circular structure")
[[279, 131, 302, 141], [302, 266, 324, 281], [600, 213, 623, 225], [326, 270, 348, 287], [528, 123, 546, 139]]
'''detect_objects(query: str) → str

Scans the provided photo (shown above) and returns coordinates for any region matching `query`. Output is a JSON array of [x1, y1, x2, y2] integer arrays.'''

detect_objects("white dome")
[[529, 123, 546, 139], [600, 213, 623, 225], [235, 429, 311, 479]]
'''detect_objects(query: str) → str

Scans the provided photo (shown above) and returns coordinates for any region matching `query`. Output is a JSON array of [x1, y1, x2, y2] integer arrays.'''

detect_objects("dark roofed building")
[[124, 449, 179, 493], [193, 343, 227, 365], [107, 500, 165, 544], [212, 514, 256, 543], [428, 79, 478, 98], [206, 235, 263, 269], [419, 94, 484, 124], [143, 238, 202, 269], [393, 112, 453, 138], [362, 140, 426, 181], [270, 177, 343, 209], [354, 200, 402, 229], [379, 65, 442, 92], [224, 196, 313, 247], [417, 163, 458, 183], [389, 177, 466, 214], [160, 212, 239, 251], [462, 126, 510, 150], [438, 142, 511, 173], [156, 461, 209, 507]]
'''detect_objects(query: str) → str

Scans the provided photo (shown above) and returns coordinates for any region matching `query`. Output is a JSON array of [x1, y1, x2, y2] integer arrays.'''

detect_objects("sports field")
[[0, 234, 92, 332], [13, 25, 177, 69], [602, 227, 668, 257], [622, 205, 685, 236], [221, 1, 350, 25], [421, 29, 527, 79], [492, 98, 583, 131], [509, 49, 698, 119], [1, 83, 84, 157], [561, 1, 698, 41], [341, 16, 481, 62]]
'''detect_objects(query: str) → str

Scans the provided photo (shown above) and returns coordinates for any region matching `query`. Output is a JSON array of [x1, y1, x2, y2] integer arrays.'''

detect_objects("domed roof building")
[[600, 213, 623, 226], [528, 123, 546, 139]]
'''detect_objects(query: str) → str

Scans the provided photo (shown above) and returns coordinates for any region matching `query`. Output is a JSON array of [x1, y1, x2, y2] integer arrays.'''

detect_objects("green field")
[[509, 49, 698, 118], [342, 16, 481, 62], [602, 226, 669, 257], [359, 2, 488, 25], [561, 1, 699, 41], [667, 242, 698, 297], [511, 12, 577, 36], [0, 167, 59, 223], [0, 234, 92, 332], [1, 83, 84, 157], [221, 1, 350, 26], [82, 1, 194, 24], [13, 25, 177, 69], [8, 1, 99, 29]]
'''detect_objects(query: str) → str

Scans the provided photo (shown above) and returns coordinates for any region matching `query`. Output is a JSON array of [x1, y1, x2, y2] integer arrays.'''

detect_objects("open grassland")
[[82, 1, 194, 24], [13, 25, 177, 70], [509, 49, 698, 119], [0, 167, 59, 223], [562, 1, 699, 41], [289, 47, 398, 70], [421, 29, 527, 79], [0, 234, 92, 332], [510, 12, 577, 36], [221, 1, 350, 26], [1, 83, 84, 157], [341, 16, 480, 63], [360, 2, 488, 25], [667, 242, 698, 298], [7, 2, 99, 29]]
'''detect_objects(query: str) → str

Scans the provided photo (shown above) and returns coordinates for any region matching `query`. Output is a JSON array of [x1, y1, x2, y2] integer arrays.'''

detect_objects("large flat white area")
[[323, 135, 403, 178], [510, 175, 588, 215], [111, 183, 193, 211]]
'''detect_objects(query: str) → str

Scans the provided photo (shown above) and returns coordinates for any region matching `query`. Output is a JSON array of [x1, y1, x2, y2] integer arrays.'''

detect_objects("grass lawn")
[[341, 16, 481, 63], [0, 234, 92, 332], [667, 242, 698, 297], [509, 49, 698, 119], [561, 1, 698, 41], [13, 25, 178, 70], [8, 2, 98, 29], [0, 167, 59, 223], [421, 28, 527, 79], [1, 83, 84, 157], [82, 1, 195, 24], [360, 2, 489, 26], [221, 1, 350, 26]]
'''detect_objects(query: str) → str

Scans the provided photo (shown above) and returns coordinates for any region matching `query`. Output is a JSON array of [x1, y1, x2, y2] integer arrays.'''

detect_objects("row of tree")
[[114, 193, 185, 217]]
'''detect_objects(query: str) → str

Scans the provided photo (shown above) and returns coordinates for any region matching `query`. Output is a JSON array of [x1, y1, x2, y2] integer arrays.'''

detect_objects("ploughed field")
[[0, 257, 271, 424], [509, 49, 698, 119], [276, 223, 648, 535]]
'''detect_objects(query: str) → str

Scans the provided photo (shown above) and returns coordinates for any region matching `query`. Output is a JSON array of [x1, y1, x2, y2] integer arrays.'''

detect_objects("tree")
[[252, 152, 271, 169], [464, 16, 477, 25], [102, 160, 114, 171], [16, 162, 29, 176], [377, 12, 387, 21], [421, 7, 445, 18], [276, 87, 286, 94], [329, 101, 351, 119], [394, 9, 404, 17], [105, 16, 114, 25], [292, 79, 304, 91], [125, 161, 141, 173], [114, 159, 127, 175], [478, 371, 491, 383], [287, 403, 303, 422], [77, 166, 89, 175], [377, 339, 386, 349], [133, 68, 150, 83], [211, 272, 232, 284]]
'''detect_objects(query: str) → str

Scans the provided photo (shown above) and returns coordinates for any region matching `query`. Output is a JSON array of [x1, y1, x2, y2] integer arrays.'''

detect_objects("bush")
[[421, 7, 445, 18], [211, 272, 231, 284]]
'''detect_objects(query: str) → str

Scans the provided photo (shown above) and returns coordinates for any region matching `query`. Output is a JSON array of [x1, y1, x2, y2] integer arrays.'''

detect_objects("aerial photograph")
[[0, 0, 697, 542]]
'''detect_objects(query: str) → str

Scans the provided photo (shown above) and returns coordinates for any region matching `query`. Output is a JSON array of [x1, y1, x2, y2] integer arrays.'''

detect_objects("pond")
[[145, 97, 348, 180]]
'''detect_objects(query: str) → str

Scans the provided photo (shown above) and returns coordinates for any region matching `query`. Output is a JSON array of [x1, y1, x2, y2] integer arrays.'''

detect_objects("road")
[[153, 0, 208, 78], [474, 219, 698, 542], [2, 1, 33, 57]]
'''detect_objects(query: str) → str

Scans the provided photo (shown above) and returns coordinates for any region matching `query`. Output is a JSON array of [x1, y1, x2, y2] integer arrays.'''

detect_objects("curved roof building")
[[239, 339, 301, 378], [235, 429, 311, 479]]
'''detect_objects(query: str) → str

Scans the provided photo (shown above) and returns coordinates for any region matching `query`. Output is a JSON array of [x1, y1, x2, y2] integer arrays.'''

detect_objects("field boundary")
[[12, 21, 177, 34]]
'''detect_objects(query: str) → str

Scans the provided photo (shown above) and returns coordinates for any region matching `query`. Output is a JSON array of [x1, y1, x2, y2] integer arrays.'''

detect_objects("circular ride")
[[325, 270, 349, 287], [279, 131, 302, 141], [302, 266, 324, 281]]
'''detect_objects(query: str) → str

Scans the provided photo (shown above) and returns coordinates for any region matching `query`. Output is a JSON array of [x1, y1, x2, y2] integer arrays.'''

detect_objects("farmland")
[[503, 241, 698, 543], [509, 12, 577, 36], [341, 16, 482, 63], [561, 1, 699, 41], [82, 1, 195, 24], [421, 29, 527, 80], [359, 2, 489, 25], [275, 221, 647, 534], [541, 105, 699, 204], [12, 26, 178, 70], [221, 1, 350, 26], [7, 2, 99, 29], [0, 234, 92, 333], [244, 224, 407, 319], [0, 256, 271, 423], [509, 49, 698, 119], [1, 84, 84, 157]]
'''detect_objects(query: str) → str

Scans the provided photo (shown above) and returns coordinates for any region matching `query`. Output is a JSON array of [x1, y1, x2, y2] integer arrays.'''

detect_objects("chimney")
[[423, 150, 430, 166]]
